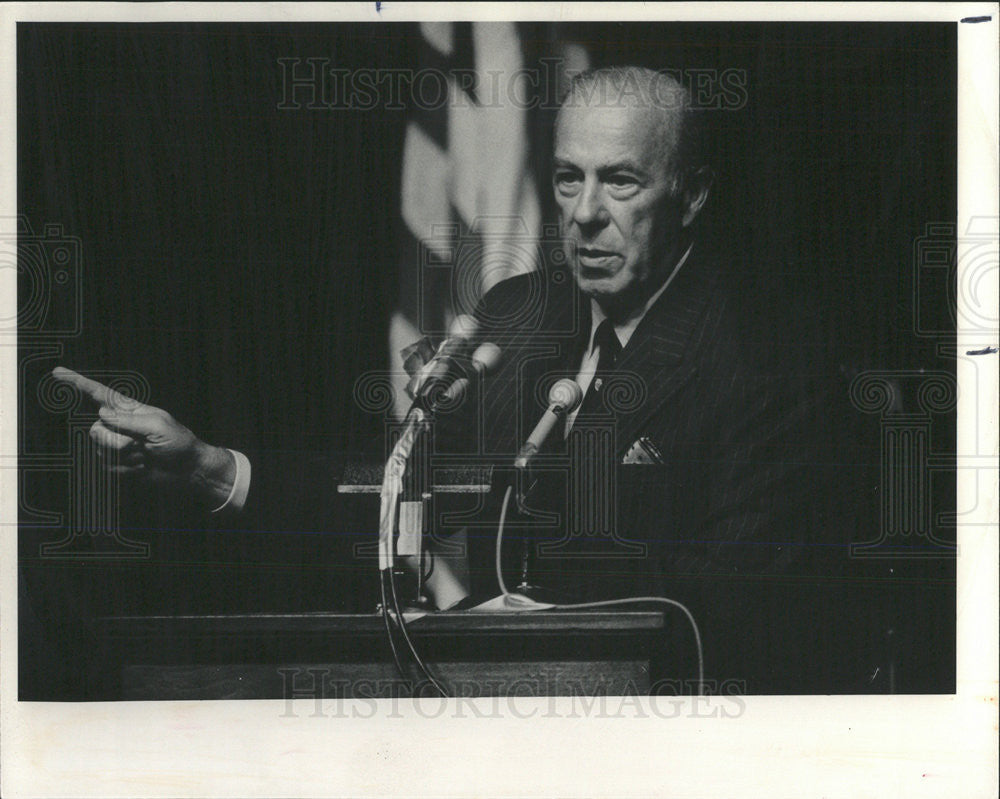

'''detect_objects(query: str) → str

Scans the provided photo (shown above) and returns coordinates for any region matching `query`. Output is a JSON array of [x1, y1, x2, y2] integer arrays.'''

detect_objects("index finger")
[[52, 366, 135, 410]]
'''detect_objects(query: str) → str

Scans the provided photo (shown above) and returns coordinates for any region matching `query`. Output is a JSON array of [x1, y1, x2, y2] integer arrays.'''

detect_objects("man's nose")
[[571, 179, 609, 228]]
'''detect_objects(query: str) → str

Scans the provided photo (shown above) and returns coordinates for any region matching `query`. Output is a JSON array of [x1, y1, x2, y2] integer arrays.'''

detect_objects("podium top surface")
[[92, 610, 666, 637]]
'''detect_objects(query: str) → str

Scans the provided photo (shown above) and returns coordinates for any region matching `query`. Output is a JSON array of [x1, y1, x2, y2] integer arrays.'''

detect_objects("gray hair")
[[558, 66, 705, 197]]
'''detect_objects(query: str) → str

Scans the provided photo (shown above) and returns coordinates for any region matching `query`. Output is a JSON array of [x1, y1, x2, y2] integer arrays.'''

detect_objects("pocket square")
[[622, 436, 665, 465]]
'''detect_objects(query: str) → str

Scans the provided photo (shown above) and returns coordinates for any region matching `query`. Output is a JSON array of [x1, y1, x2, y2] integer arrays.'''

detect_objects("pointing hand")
[[51, 366, 236, 508]]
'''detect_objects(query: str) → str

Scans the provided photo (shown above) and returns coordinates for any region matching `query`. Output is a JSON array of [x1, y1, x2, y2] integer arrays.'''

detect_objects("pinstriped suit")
[[434, 246, 839, 687]]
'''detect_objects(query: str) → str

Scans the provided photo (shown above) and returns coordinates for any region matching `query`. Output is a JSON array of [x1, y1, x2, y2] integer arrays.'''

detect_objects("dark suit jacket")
[[224, 245, 870, 692], [430, 246, 856, 690]]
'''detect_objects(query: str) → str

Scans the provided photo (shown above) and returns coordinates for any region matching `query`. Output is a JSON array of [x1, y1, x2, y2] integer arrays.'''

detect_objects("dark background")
[[18, 22, 956, 697]]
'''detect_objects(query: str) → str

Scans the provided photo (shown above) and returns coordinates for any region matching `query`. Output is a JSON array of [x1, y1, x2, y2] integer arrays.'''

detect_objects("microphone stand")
[[514, 465, 541, 597], [397, 407, 435, 611], [511, 466, 574, 603], [378, 405, 448, 695], [510, 378, 581, 604], [399, 342, 498, 608]]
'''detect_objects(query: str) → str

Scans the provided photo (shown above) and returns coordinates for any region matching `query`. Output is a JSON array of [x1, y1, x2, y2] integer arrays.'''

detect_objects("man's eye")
[[554, 172, 581, 194], [607, 175, 638, 189], [607, 176, 640, 198]]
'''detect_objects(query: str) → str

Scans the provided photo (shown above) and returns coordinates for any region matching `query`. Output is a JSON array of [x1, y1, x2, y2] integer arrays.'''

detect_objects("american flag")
[[389, 21, 588, 420]]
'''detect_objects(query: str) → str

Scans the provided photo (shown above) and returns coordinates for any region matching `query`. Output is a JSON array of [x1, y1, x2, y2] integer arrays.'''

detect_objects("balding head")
[[557, 67, 703, 198]]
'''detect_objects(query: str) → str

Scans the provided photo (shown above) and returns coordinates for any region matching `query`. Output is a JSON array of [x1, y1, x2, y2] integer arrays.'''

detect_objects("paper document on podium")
[[470, 593, 555, 612]]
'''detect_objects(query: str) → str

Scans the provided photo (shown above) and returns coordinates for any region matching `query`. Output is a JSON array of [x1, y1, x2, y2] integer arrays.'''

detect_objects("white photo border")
[[1, 3, 997, 797]]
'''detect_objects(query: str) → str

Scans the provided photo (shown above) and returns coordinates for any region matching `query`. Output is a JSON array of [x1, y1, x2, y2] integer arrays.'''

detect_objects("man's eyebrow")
[[598, 160, 648, 176], [551, 158, 649, 176]]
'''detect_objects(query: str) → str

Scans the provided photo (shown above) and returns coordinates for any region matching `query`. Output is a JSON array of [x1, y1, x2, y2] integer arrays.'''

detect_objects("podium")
[[85, 610, 667, 700], [79, 458, 675, 700]]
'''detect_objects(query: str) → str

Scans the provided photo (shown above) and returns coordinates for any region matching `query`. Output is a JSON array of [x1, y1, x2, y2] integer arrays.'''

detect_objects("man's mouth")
[[576, 247, 622, 271]]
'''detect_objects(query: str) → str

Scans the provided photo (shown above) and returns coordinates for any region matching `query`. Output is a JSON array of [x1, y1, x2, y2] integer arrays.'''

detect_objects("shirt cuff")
[[210, 449, 252, 514]]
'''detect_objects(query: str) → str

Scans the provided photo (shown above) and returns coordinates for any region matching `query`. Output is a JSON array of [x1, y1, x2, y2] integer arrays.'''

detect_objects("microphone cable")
[[386, 540, 449, 697], [377, 406, 449, 697], [494, 483, 705, 696], [375, 441, 411, 688], [379, 568, 411, 690]]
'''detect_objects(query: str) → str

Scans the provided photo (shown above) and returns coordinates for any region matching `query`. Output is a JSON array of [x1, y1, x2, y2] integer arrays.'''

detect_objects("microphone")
[[424, 341, 502, 414], [469, 341, 502, 376], [396, 341, 501, 576], [408, 315, 478, 413], [410, 315, 478, 399], [409, 314, 502, 416], [514, 378, 584, 471]]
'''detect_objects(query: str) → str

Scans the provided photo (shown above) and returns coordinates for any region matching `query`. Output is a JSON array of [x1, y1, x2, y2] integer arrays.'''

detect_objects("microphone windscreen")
[[448, 313, 479, 341], [548, 378, 583, 413], [470, 342, 502, 374]]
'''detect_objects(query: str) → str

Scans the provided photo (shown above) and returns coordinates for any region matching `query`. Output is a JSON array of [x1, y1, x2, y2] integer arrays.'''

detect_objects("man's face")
[[553, 102, 686, 316]]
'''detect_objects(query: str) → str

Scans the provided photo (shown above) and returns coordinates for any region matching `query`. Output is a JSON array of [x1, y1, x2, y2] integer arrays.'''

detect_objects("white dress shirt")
[[211, 448, 252, 514], [566, 245, 692, 435]]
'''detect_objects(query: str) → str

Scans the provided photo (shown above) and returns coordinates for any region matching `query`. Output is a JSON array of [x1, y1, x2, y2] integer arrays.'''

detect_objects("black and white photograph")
[[2, 3, 997, 797]]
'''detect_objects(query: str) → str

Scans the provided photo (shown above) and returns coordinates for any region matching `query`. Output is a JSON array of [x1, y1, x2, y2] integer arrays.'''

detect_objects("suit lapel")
[[612, 252, 719, 457], [479, 257, 718, 460]]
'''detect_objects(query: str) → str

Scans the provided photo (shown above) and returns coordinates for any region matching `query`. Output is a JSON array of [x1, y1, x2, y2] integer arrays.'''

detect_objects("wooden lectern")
[[82, 460, 671, 700], [86, 609, 668, 700]]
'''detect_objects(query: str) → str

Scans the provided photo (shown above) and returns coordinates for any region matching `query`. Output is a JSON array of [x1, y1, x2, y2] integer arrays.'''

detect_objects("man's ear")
[[681, 166, 714, 227]]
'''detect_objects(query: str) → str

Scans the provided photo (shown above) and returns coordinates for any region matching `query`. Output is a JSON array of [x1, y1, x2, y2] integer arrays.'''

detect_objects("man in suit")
[[409, 68, 848, 690], [53, 66, 850, 690]]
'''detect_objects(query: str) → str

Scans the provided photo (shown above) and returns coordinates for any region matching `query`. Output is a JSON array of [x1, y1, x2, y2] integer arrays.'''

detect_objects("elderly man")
[[421, 68, 824, 606], [54, 67, 840, 690]]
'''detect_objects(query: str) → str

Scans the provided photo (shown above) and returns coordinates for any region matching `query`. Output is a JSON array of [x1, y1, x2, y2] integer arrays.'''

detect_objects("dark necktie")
[[577, 318, 622, 417]]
